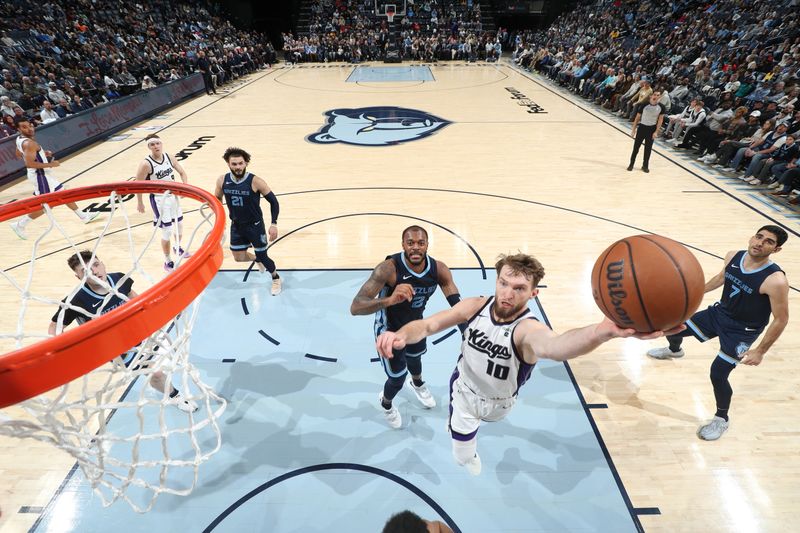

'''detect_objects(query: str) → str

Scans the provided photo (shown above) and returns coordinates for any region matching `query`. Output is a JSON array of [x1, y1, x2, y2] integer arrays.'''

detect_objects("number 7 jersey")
[[458, 297, 537, 399]]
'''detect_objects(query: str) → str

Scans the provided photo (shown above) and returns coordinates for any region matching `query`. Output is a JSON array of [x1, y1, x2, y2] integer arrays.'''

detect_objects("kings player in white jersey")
[[9, 116, 98, 239], [377, 253, 683, 475], [135, 134, 191, 272]]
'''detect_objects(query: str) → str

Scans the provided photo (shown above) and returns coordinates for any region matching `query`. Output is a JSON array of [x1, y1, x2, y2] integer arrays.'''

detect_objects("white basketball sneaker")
[[464, 453, 482, 476], [82, 211, 100, 223], [378, 393, 401, 429], [697, 416, 729, 441], [10, 221, 27, 240], [409, 378, 436, 408], [646, 346, 685, 359], [270, 277, 282, 296], [172, 394, 199, 413]]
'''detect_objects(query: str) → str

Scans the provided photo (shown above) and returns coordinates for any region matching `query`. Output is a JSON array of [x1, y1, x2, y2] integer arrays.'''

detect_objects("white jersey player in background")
[[135, 134, 191, 272], [10, 116, 98, 239], [377, 253, 682, 475]]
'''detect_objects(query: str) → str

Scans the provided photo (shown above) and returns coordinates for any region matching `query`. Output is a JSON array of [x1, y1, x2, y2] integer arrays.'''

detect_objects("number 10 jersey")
[[458, 297, 536, 400]]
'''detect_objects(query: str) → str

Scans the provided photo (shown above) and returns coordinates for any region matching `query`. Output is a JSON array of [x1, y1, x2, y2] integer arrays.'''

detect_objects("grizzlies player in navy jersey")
[[377, 253, 680, 475], [48, 250, 197, 412], [135, 134, 191, 272], [351, 226, 464, 429], [647, 225, 789, 440], [214, 147, 282, 295]]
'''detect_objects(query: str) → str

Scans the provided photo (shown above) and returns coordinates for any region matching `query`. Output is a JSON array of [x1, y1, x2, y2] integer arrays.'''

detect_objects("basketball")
[[591, 234, 705, 332]]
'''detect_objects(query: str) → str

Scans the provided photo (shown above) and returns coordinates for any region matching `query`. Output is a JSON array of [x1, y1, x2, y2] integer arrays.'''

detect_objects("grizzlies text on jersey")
[[720, 250, 783, 328], [222, 172, 263, 223], [374, 252, 439, 335]]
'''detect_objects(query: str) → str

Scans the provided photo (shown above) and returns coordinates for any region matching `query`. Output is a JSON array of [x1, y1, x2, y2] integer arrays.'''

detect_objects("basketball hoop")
[[0, 181, 227, 512], [386, 6, 396, 23]]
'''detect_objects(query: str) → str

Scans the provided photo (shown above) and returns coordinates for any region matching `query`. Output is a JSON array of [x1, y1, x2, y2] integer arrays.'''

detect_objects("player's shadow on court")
[[580, 361, 698, 423], [173, 404, 445, 509]]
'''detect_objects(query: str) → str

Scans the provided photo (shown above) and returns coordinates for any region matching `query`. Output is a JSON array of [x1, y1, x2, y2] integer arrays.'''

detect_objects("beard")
[[231, 167, 247, 178], [492, 300, 527, 321]]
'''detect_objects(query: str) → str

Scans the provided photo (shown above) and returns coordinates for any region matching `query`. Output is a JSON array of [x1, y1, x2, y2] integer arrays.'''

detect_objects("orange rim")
[[0, 182, 225, 408]]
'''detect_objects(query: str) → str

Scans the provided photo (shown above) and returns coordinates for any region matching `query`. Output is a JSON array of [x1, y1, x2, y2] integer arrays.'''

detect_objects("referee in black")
[[628, 87, 666, 173]]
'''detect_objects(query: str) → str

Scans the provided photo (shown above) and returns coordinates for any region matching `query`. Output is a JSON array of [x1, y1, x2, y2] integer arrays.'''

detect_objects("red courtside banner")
[[0, 74, 204, 185]]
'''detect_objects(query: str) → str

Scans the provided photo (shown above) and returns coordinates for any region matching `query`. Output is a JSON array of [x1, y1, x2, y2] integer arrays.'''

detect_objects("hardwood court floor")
[[1, 62, 798, 532]]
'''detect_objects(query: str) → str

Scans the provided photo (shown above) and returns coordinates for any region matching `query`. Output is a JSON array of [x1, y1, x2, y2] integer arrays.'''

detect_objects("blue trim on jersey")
[[685, 318, 709, 341], [717, 351, 739, 366], [230, 244, 250, 250], [405, 348, 427, 358], [400, 253, 431, 278], [738, 254, 774, 274]]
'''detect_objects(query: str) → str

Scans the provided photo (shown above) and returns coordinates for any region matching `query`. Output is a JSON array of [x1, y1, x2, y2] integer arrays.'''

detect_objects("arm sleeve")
[[264, 191, 279, 224]]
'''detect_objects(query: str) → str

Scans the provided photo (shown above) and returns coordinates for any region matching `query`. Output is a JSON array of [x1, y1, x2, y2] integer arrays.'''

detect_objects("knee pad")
[[452, 437, 477, 466]]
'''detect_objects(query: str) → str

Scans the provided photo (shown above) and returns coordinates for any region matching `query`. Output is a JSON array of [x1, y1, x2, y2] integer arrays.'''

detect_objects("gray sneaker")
[[646, 346, 685, 359], [697, 416, 729, 440]]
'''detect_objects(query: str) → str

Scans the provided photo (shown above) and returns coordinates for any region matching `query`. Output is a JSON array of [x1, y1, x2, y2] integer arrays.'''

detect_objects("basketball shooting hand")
[[598, 317, 686, 340], [48, 159, 60, 168], [268, 224, 278, 242], [739, 349, 764, 366], [376, 331, 406, 359], [387, 283, 414, 306]]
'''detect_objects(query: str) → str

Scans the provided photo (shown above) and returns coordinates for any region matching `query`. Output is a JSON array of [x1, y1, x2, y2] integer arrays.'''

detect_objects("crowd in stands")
[[510, 0, 800, 205], [282, 0, 503, 63], [0, 0, 276, 138]]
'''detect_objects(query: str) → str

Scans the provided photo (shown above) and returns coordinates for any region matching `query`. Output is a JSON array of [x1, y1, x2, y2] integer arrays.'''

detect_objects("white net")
[[0, 185, 226, 513]]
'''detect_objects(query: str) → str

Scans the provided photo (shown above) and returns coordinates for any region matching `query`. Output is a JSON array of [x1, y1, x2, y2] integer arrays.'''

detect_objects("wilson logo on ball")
[[591, 235, 705, 332], [605, 260, 634, 326]]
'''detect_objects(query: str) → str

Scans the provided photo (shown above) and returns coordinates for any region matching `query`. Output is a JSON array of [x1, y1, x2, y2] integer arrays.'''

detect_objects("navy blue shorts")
[[378, 338, 427, 378], [230, 220, 268, 253], [685, 304, 764, 364]]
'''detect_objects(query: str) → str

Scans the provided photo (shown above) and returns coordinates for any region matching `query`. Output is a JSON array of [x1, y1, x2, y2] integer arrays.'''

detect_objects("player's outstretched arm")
[[516, 317, 686, 363], [376, 297, 485, 358]]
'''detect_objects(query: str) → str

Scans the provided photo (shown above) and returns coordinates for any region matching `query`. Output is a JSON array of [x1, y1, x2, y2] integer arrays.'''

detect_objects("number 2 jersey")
[[458, 296, 537, 399], [374, 252, 439, 334]]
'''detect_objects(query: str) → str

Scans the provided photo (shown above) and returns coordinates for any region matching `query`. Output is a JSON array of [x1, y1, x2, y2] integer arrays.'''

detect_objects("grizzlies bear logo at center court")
[[307, 106, 451, 146]]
